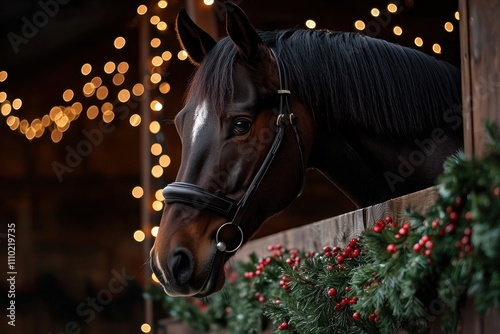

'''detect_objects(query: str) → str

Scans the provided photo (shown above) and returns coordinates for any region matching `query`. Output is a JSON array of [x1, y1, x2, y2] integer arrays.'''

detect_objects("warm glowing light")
[[130, 114, 141, 127], [134, 230, 146, 242], [159, 82, 170, 94], [51, 129, 63, 143], [101, 102, 113, 112], [26, 127, 36, 140], [414, 37, 423, 47], [393, 26, 403, 36], [117, 62, 129, 74], [96, 86, 109, 100], [12, 98, 22, 110], [159, 154, 171, 167], [1, 103, 11, 116], [157, 21, 167, 31], [178, 50, 188, 60], [63, 89, 74, 102], [455, 11, 460, 20], [118, 89, 130, 102], [102, 110, 115, 123], [150, 38, 161, 48], [132, 186, 144, 198], [9, 116, 20, 130], [152, 273, 160, 283], [387, 3, 398, 13], [83, 83, 95, 96], [150, 73, 162, 84], [305, 19, 316, 29], [0, 92, 6, 103], [73, 102, 83, 115], [113, 73, 125, 86], [42, 115, 50, 127], [114, 36, 126, 49], [91, 76, 102, 88], [151, 226, 159, 237], [371, 8, 380, 17], [87, 106, 99, 120], [149, 121, 161, 134], [132, 83, 145, 96], [150, 15, 160, 25], [155, 189, 164, 201], [444, 22, 454, 32], [162, 51, 172, 61], [81, 63, 92, 75], [152, 56, 163, 67], [0, 71, 8, 82], [141, 323, 151, 333], [137, 4, 148, 15], [150, 100, 163, 111], [151, 165, 163, 178], [204, 0, 214, 5], [104, 61, 116, 74], [432, 43, 442, 54], [151, 143, 162, 156], [20, 119, 28, 133], [158, 1, 168, 9], [354, 20, 365, 30], [152, 200, 163, 211]]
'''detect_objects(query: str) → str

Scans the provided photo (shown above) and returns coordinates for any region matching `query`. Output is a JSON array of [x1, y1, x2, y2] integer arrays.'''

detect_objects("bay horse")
[[151, 3, 462, 297]]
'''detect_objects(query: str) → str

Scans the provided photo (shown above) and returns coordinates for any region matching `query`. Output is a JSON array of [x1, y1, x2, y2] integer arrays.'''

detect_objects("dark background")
[[0, 0, 459, 333]]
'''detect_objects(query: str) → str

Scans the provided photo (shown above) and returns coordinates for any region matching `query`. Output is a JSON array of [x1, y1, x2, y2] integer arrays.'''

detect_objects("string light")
[[444, 22, 454, 32], [159, 154, 171, 167], [151, 226, 159, 237], [63, 89, 74, 102], [150, 73, 162, 84], [132, 186, 144, 198], [149, 121, 161, 134], [157, 21, 167, 31], [12, 98, 22, 110], [371, 8, 380, 17], [162, 51, 172, 61], [152, 200, 163, 211], [354, 20, 365, 30], [155, 189, 164, 201], [432, 43, 442, 54], [114, 36, 126, 49], [150, 38, 161, 48], [104, 61, 116, 74], [414, 37, 423, 47], [150, 15, 160, 25], [387, 3, 398, 13], [305, 19, 316, 29], [0, 71, 8, 82], [133, 230, 146, 242], [177, 50, 188, 61], [151, 143, 162, 156], [393, 26, 403, 36], [158, 1, 168, 9], [204, 0, 214, 5], [129, 114, 141, 127], [141, 324, 152, 333], [159, 82, 170, 94], [455, 11, 460, 20], [150, 100, 163, 111], [137, 4, 148, 15], [151, 165, 163, 178]]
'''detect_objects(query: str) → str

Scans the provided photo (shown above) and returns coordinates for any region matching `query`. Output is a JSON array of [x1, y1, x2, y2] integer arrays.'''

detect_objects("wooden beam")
[[459, 0, 500, 158]]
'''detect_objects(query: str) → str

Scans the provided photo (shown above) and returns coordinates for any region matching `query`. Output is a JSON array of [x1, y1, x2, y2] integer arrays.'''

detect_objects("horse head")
[[150, 3, 314, 297]]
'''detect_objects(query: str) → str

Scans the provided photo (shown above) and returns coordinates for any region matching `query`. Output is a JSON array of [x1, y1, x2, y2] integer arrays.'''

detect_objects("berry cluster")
[[277, 321, 289, 331], [373, 216, 397, 233], [413, 234, 435, 262], [323, 237, 361, 266]]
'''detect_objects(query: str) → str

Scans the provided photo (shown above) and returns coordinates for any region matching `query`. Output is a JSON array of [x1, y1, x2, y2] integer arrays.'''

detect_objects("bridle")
[[162, 48, 305, 253]]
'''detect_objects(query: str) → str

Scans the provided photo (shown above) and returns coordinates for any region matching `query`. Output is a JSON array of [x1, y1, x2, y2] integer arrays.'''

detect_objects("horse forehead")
[[191, 100, 209, 145]]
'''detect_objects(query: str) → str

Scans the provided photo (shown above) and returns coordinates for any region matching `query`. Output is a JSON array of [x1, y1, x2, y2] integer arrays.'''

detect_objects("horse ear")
[[225, 2, 264, 61], [176, 9, 216, 65]]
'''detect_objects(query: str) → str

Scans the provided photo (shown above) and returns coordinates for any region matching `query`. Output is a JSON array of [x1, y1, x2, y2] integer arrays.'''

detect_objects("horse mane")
[[188, 29, 462, 138]]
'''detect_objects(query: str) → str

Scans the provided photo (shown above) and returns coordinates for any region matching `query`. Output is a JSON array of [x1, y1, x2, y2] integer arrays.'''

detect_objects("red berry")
[[325, 251, 332, 258], [255, 270, 262, 276], [387, 244, 397, 254], [286, 258, 294, 265], [275, 244, 282, 250], [385, 216, 393, 223], [351, 249, 360, 258], [345, 286, 350, 292], [413, 243, 422, 252], [369, 313, 377, 321], [455, 197, 463, 208], [395, 234, 402, 239], [465, 211, 473, 222], [349, 238, 358, 247], [461, 236, 470, 245], [349, 297, 357, 305], [267, 245, 275, 251], [328, 265, 333, 271], [449, 211, 459, 222], [337, 256, 344, 264], [333, 246, 341, 253], [323, 246, 331, 253], [493, 187, 500, 197], [353, 312, 361, 321], [328, 288, 336, 297], [334, 304, 342, 311], [259, 296, 265, 303], [403, 223, 410, 229], [399, 228, 407, 235], [464, 227, 472, 236], [424, 249, 432, 257], [455, 241, 462, 249], [373, 225, 382, 233], [425, 241, 434, 249], [445, 224, 456, 234], [432, 219, 440, 229]]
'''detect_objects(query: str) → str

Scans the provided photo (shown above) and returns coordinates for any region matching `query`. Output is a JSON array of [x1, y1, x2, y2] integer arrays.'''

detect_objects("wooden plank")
[[460, 0, 500, 158], [236, 187, 436, 260], [459, 0, 474, 158]]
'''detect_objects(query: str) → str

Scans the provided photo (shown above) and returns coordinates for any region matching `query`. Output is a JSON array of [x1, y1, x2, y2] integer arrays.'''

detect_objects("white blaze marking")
[[156, 252, 168, 284], [192, 100, 208, 145]]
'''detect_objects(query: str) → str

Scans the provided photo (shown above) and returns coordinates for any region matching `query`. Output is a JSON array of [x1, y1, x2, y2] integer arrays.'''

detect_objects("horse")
[[150, 3, 462, 297]]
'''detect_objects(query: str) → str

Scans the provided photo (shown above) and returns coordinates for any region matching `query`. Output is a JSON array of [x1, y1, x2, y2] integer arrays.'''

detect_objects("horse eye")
[[233, 120, 252, 136]]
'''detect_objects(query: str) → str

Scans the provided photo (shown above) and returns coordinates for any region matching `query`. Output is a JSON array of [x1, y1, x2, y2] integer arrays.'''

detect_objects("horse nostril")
[[168, 248, 194, 285]]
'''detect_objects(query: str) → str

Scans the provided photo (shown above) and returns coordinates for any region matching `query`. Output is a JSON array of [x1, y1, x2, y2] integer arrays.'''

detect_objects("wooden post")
[[459, 0, 500, 158]]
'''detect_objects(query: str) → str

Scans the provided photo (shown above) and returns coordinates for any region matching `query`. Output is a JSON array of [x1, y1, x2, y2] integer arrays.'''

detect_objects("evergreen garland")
[[149, 122, 500, 333]]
